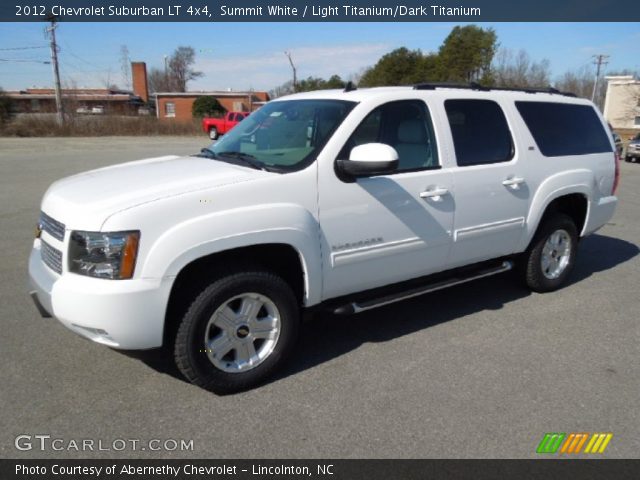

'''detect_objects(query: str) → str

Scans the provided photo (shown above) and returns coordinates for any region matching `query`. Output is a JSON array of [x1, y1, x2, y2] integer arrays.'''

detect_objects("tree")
[[554, 66, 604, 107], [192, 96, 224, 118], [492, 49, 551, 88], [147, 46, 203, 93], [359, 47, 437, 87], [120, 45, 131, 90], [168, 46, 203, 92], [297, 75, 346, 92], [147, 67, 169, 93], [436, 25, 497, 83], [269, 74, 347, 98], [0, 88, 12, 124], [269, 80, 294, 99]]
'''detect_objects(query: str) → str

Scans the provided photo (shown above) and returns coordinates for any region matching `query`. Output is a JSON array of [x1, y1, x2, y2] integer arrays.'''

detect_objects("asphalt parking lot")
[[1, 136, 638, 459]]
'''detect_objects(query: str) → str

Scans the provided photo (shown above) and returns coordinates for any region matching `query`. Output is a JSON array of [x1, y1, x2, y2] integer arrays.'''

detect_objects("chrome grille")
[[40, 211, 65, 241], [41, 240, 63, 274]]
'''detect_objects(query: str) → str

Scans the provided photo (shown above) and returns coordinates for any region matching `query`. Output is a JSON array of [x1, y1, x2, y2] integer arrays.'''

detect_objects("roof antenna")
[[344, 81, 357, 93]]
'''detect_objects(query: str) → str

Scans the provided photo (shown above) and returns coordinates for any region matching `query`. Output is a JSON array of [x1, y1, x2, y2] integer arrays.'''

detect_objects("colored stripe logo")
[[537, 433, 613, 454]]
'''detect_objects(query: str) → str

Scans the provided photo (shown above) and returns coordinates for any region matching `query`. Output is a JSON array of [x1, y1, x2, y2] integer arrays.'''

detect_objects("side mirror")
[[337, 143, 399, 177]]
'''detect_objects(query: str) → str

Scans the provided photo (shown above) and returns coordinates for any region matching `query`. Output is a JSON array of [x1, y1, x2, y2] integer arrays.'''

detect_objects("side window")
[[515, 101, 612, 156], [445, 99, 513, 166], [339, 100, 439, 171]]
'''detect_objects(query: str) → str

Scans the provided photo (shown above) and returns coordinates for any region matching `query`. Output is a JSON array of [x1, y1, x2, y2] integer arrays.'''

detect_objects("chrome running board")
[[333, 260, 514, 315]]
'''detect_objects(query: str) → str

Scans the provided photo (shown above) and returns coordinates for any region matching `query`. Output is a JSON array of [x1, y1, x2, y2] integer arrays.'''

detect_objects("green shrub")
[[192, 96, 224, 118]]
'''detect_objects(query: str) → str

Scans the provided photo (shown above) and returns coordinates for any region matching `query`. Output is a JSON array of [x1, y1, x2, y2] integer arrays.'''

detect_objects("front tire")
[[174, 270, 299, 394], [209, 127, 219, 140], [522, 213, 578, 293]]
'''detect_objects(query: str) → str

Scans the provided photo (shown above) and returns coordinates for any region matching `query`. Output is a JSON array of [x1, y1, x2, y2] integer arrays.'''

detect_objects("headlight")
[[68, 230, 140, 279]]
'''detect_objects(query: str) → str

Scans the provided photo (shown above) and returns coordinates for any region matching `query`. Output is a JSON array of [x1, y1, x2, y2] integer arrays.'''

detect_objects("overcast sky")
[[1, 22, 638, 91]]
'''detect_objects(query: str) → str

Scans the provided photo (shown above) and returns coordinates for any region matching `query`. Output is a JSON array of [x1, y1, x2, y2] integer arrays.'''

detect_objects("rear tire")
[[174, 270, 299, 394], [209, 127, 219, 140], [522, 213, 578, 293]]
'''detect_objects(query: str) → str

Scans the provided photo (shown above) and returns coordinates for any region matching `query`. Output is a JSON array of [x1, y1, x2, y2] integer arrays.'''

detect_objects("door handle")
[[502, 176, 525, 189], [420, 187, 449, 201]]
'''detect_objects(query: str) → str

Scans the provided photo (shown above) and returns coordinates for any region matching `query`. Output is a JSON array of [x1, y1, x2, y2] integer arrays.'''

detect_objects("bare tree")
[[492, 49, 551, 88], [168, 46, 203, 92], [99, 68, 119, 90], [269, 80, 295, 99], [120, 45, 131, 90], [146, 47, 203, 93], [147, 67, 170, 93], [554, 65, 606, 109]]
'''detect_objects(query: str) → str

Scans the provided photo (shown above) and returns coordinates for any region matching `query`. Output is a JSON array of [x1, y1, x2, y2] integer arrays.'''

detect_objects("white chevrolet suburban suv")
[[29, 84, 619, 393]]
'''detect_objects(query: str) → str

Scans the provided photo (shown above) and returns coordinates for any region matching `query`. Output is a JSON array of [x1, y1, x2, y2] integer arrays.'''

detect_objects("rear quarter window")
[[515, 101, 612, 157]]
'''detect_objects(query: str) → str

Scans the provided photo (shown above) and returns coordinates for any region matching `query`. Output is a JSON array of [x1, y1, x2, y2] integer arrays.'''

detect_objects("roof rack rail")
[[413, 82, 576, 97]]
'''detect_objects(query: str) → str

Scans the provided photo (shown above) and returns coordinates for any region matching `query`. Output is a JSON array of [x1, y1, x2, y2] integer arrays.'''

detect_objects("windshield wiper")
[[194, 148, 217, 159], [194, 148, 276, 172], [217, 151, 268, 171]]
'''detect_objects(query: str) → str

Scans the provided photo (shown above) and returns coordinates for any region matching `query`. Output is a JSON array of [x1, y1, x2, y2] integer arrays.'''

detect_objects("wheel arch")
[[523, 191, 589, 252], [519, 170, 593, 251], [163, 243, 309, 348]]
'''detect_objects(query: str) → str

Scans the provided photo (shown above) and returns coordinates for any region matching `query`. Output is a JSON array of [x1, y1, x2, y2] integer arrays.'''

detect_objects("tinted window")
[[445, 99, 513, 166], [516, 102, 612, 157], [339, 100, 439, 171]]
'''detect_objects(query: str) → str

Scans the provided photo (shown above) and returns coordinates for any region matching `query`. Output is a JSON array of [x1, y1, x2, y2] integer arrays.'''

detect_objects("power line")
[[0, 58, 50, 64], [0, 46, 48, 51]]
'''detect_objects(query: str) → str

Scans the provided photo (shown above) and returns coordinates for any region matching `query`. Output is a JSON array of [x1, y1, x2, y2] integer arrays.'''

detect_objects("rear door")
[[443, 98, 532, 267]]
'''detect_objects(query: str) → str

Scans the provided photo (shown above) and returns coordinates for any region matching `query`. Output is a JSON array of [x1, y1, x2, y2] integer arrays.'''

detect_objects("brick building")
[[5, 88, 145, 116], [6, 61, 269, 120], [154, 91, 269, 121]]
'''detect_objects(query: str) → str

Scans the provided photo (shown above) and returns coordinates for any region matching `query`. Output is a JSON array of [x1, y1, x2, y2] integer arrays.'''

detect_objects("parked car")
[[625, 133, 640, 162], [202, 111, 249, 140], [29, 84, 619, 393]]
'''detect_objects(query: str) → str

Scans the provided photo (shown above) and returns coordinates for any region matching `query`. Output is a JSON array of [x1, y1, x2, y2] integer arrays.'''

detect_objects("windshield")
[[204, 99, 356, 172]]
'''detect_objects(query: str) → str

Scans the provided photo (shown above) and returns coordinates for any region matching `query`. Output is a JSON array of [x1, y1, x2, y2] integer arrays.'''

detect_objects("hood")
[[41, 155, 268, 230]]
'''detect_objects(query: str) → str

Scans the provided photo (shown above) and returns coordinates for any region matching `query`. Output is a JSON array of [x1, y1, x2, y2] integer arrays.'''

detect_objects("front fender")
[[141, 203, 322, 306]]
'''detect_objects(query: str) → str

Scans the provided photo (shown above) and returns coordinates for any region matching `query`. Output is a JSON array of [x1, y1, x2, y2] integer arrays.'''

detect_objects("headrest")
[[397, 120, 427, 144]]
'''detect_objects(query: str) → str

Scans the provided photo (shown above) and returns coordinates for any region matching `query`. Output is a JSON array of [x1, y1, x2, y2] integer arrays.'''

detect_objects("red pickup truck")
[[202, 111, 249, 140]]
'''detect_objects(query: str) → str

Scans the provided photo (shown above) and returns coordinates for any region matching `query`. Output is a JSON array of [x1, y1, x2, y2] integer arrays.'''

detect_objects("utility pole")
[[284, 51, 297, 93], [163, 54, 169, 90], [591, 54, 610, 104], [46, 15, 64, 125]]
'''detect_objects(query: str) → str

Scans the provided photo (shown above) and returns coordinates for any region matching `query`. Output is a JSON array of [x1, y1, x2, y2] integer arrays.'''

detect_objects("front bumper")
[[28, 240, 173, 350]]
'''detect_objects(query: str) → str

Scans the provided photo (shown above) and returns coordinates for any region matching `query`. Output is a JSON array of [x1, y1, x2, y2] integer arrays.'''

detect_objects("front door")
[[318, 99, 455, 300]]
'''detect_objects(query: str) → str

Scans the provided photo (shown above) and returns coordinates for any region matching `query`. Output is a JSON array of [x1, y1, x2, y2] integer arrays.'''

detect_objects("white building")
[[603, 76, 640, 130]]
